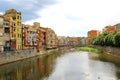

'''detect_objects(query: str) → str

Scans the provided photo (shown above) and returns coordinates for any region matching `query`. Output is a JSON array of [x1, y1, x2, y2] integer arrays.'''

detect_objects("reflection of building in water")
[[0, 50, 60, 80]]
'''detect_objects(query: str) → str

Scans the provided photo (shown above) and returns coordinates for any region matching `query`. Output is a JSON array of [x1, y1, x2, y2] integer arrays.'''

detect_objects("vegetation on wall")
[[92, 30, 120, 47]]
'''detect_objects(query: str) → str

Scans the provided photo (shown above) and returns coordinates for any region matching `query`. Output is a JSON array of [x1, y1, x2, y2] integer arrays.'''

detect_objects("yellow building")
[[4, 9, 22, 50]]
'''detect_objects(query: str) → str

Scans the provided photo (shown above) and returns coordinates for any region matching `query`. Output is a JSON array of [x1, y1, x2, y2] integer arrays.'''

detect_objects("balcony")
[[4, 33, 9, 40]]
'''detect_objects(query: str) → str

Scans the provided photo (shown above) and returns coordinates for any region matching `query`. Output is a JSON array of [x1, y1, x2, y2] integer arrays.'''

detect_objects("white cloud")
[[24, 0, 120, 37]]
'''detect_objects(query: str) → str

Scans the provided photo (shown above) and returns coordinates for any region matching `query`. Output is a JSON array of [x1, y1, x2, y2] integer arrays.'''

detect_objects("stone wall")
[[92, 45, 120, 56]]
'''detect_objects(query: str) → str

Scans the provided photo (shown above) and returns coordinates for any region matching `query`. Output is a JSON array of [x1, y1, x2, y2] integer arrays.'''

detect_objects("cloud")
[[5, 0, 120, 37], [0, 0, 57, 21]]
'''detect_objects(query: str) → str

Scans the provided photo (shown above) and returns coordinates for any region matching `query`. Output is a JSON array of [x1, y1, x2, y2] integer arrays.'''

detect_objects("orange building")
[[88, 30, 100, 39], [36, 27, 44, 52], [88, 30, 100, 45], [103, 26, 116, 33]]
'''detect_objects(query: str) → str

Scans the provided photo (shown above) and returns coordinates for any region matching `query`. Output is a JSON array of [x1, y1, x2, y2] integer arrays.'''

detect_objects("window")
[[4, 28, 9, 33], [5, 23, 9, 26], [17, 16, 19, 19], [20, 34, 22, 38], [18, 34, 19, 37], [13, 17, 16, 20], [14, 23, 15, 26]]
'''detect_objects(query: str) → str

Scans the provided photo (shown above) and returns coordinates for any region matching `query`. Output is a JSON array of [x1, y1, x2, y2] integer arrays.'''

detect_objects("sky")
[[0, 0, 120, 37]]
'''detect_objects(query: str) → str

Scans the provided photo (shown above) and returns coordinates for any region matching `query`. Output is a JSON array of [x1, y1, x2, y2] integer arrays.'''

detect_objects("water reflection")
[[0, 50, 119, 80], [49, 52, 118, 80], [0, 51, 59, 80]]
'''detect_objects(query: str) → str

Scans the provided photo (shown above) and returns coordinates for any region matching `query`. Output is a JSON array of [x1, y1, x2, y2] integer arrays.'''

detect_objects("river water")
[[0, 50, 119, 80]]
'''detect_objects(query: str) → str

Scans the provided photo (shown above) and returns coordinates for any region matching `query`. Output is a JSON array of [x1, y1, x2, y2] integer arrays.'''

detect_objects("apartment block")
[[4, 9, 22, 50], [58, 36, 66, 47], [46, 28, 57, 49], [23, 24, 37, 49]]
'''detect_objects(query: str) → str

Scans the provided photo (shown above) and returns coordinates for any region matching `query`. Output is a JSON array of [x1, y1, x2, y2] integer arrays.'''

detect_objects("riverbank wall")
[[0, 48, 57, 65], [92, 45, 120, 56], [0, 47, 74, 65]]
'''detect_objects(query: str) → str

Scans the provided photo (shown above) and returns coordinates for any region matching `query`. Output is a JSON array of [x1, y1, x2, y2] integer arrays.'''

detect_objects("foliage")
[[91, 30, 120, 47], [104, 34, 114, 46], [114, 31, 120, 47]]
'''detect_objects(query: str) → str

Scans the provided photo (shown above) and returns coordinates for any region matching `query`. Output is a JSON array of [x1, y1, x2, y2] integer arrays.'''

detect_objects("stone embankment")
[[0, 47, 74, 65], [0, 48, 58, 65], [92, 45, 120, 56]]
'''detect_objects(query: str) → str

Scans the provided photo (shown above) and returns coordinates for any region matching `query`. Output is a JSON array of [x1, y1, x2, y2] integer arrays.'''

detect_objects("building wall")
[[0, 15, 4, 52], [103, 26, 116, 33], [46, 28, 57, 49], [22, 24, 29, 49], [113, 23, 120, 30], [4, 9, 22, 50], [88, 30, 100, 38], [88, 30, 100, 44], [36, 27, 45, 52], [16, 12, 22, 50], [23, 24, 37, 49]]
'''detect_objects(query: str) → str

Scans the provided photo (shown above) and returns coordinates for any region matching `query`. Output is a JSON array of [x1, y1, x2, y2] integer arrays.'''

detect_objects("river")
[[0, 50, 119, 80]]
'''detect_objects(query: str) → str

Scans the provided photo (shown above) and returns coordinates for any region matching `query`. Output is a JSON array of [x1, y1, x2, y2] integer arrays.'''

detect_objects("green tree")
[[104, 34, 113, 46], [114, 31, 120, 47]]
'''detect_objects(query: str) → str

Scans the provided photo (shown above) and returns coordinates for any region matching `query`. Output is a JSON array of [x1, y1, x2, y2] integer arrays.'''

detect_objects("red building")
[[87, 30, 100, 45], [88, 30, 100, 38], [103, 26, 116, 33], [36, 27, 44, 52]]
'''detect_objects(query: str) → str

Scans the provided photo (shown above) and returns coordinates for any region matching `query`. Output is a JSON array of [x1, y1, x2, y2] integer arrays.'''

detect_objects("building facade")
[[46, 28, 57, 49], [0, 15, 4, 52], [103, 26, 116, 33], [4, 17, 10, 51], [88, 30, 100, 44], [4, 9, 22, 50], [88, 30, 100, 38]]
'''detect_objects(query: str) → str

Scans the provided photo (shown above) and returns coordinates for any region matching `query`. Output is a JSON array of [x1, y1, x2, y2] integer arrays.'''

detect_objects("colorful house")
[[4, 9, 22, 50], [46, 28, 57, 49]]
